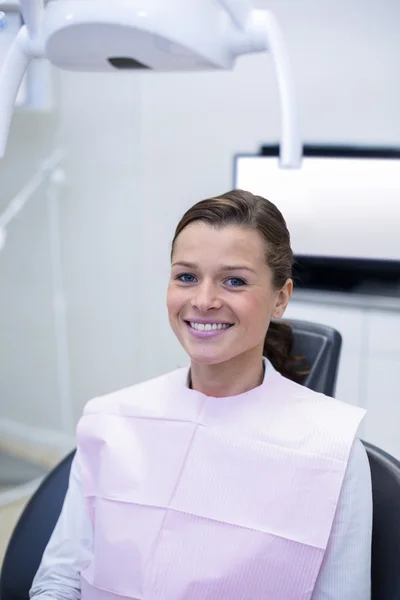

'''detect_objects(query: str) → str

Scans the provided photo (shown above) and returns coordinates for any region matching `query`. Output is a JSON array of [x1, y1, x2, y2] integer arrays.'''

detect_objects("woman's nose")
[[190, 281, 222, 311]]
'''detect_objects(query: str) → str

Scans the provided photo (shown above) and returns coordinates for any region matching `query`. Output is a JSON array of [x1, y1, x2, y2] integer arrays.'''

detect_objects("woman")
[[31, 189, 372, 600]]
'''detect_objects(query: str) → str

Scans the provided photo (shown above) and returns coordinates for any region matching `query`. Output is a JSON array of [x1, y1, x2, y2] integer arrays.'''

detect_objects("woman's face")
[[167, 222, 292, 366]]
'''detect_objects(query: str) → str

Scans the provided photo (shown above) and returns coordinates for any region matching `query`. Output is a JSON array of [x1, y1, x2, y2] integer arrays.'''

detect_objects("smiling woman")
[[168, 189, 303, 396], [30, 190, 372, 600]]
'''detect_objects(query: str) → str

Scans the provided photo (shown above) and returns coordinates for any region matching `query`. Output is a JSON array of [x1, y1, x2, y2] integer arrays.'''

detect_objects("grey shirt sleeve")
[[29, 452, 93, 600], [312, 438, 373, 599]]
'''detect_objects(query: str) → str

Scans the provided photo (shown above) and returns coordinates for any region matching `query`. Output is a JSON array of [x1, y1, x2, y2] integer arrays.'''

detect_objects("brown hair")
[[171, 189, 309, 383]]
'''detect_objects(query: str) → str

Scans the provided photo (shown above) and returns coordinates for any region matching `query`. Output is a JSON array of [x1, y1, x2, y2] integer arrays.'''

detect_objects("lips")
[[184, 320, 234, 339]]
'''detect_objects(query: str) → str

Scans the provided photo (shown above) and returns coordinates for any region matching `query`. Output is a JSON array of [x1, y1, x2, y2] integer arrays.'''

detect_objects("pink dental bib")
[[76, 364, 365, 600]]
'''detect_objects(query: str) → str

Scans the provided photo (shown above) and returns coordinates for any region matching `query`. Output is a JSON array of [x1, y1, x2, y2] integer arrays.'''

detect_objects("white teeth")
[[189, 322, 231, 331]]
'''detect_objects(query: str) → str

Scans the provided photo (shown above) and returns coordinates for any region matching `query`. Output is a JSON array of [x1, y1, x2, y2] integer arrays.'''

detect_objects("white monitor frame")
[[234, 146, 400, 265]]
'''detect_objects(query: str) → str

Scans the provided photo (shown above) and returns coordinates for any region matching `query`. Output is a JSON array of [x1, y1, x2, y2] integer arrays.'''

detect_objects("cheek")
[[167, 285, 184, 317], [236, 291, 273, 328]]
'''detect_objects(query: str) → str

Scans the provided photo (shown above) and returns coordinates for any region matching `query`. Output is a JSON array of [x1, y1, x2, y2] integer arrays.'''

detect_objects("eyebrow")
[[171, 261, 256, 273]]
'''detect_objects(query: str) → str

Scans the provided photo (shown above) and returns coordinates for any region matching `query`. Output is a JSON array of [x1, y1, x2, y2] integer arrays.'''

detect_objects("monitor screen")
[[234, 148, 400, 262]]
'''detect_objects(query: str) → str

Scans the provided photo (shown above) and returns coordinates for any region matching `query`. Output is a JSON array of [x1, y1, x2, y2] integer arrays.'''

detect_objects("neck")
[[189, 348, 265, 398]]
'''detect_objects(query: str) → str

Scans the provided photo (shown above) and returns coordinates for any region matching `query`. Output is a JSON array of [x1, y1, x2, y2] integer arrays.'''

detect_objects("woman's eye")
[[176, 273, 196, 283], [226, 277, 246, 287]]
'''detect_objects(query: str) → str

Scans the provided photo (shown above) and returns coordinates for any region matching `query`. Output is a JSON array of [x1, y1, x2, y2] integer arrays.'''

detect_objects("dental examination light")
[[0, 0, 302, 167]]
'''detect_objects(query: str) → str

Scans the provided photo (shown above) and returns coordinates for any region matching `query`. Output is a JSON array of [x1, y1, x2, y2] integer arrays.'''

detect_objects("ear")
[[272, 279, 293, 319]]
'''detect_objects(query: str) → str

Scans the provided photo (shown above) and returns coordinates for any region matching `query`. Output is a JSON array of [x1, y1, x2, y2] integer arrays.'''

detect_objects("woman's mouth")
[[184, 320, 234, 339]]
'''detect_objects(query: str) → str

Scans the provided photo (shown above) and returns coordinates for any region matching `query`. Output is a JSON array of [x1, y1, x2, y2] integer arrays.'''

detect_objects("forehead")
[[172, 223, 266, 264]]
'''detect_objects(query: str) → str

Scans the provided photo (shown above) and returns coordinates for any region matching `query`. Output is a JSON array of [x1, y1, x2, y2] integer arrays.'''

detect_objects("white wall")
[[0, 72, 62, 430], [0, 0, 399, 437], [56, 71, 144, 429]]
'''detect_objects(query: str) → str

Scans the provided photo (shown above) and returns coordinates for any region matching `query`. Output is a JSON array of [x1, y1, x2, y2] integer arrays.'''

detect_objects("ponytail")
[[263, 321, 310, 383]]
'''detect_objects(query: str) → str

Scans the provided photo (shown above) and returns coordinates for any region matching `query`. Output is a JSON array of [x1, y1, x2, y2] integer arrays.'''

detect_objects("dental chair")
[[1, 320, 398, 600]]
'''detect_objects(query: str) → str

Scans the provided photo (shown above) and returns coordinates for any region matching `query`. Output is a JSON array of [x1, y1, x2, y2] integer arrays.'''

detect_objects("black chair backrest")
[[281, 318, 342, 397], [0, 451, 75, 600], [362, 441, 400, 600]]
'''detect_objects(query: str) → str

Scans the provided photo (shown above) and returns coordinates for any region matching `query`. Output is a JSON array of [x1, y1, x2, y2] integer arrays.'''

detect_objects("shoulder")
[[271, 369, 365, 424], [82, 368, 188, 417], [333, 437, 372, 554], [345, 438, 372, 490], [339, 438, 373, 532], [267, 369, 366, 460]]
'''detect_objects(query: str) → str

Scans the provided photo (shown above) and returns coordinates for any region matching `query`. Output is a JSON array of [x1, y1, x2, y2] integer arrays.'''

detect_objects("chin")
[[185, 345, 234, 366], [189, 354, 224, 366]]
